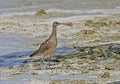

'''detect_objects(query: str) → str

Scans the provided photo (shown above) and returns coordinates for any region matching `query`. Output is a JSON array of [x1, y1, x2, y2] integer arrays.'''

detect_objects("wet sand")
[[0, 13, 120, 84]]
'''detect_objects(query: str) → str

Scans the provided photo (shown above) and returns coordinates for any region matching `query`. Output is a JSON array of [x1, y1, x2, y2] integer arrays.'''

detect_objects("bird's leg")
[[49, 54, 52, 68], [49, 54, 56, 73], [75, 41, 79, 65], [49, 54, 56, 69], [40, 56, 50, 70], [41, 56, 47, 69]]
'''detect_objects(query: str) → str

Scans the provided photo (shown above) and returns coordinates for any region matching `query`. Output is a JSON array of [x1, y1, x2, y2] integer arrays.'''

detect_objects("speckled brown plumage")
[[30, 21, 72, 58]]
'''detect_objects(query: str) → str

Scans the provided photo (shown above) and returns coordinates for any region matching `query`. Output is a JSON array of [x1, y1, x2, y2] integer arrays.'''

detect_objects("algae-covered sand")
[[0, 13, 120, 84]]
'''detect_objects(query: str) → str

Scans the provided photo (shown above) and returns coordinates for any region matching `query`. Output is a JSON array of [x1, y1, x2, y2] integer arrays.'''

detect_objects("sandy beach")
[[0, 0, 120, 84]]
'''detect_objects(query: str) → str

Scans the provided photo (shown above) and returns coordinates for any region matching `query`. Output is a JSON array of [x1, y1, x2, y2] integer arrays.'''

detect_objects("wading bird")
[[30, 21, 72, 68]]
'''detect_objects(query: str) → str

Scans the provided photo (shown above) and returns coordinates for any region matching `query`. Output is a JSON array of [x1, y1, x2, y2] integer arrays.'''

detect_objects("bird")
[[30, 21, 73, 67]]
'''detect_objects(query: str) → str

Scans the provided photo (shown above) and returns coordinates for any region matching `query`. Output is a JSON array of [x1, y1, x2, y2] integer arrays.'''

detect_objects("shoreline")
[[0, 13, 120, 84]]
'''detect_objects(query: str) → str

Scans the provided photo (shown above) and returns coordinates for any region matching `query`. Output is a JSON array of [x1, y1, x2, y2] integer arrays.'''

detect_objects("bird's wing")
[[30, 39, 52, 57], [38, 39, 52, 52]]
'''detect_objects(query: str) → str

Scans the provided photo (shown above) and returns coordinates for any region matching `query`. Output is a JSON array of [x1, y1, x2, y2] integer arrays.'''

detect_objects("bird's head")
[[53, 21, 73, 27], [53, 21, 59, 27]]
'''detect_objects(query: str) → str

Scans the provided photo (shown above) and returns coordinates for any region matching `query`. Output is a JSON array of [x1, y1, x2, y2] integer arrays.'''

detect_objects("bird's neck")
[[50, 26, 57, 39]]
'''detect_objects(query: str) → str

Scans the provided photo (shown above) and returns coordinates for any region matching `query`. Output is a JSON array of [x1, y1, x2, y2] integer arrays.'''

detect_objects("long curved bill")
[[59, 22, 73, 27]]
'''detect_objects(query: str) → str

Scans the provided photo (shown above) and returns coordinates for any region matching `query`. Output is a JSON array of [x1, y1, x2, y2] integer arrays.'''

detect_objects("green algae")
[[36, 9, 47, 16]]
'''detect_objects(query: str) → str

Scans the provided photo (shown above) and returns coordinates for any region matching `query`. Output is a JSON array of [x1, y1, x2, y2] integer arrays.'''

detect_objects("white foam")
[[0, 8, 120, 18], [47, 8, 120, 15], [0, 11, 35, 17], [116, 6, 120, 9]]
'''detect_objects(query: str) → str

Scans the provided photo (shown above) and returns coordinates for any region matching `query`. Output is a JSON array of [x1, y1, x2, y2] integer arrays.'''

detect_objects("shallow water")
[[0, 33, 76, 67], [0, 0, 120, 17], [0, 33, 34, 56], [0, 33, 33, 66], [0, 0, 120, 10]]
